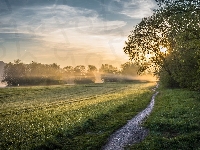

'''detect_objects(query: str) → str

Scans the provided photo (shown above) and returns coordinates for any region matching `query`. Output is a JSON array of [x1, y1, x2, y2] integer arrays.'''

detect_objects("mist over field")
[[0, 61, 6, 87], [0, 60, 156, 87]]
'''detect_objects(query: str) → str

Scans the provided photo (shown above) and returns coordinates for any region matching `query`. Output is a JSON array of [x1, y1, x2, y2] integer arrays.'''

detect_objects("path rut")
[[102, 89, 159, 150]]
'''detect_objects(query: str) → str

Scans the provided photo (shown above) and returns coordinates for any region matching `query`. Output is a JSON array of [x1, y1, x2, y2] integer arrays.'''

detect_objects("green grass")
[[128, 88, 200, 150], [0, 82, 155, 149]]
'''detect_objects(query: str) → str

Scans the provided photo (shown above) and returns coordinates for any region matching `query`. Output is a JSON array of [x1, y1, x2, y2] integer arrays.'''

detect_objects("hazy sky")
[[0, 0, 157, 68]]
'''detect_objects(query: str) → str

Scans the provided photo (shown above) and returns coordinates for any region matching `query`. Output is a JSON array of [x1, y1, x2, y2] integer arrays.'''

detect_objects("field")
[[0, 82, 156, 149], [129, 88, 200, 150]]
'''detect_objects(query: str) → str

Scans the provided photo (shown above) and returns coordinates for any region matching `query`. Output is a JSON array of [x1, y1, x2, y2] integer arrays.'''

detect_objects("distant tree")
[[2, 59, 26, 86], [2, 60, 63, 86], [0, 61, 6, 83], [99, 64, 118, 74], [121, 62, 138, 76], [63, 66, 74, 84], [26, 61, 44, 85], [86, 65, 97, 83], [100, 64, 119, 82], [74, 65, 86, 77], [63, 66, 74, 75], [87, 65, 97, 72], [48, 63, 62, 80], [74, 65, 92, 84]]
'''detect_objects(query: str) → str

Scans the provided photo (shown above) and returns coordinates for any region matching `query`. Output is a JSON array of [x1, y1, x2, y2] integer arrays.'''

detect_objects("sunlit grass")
[[128, 88, 200, 149], [0, 82, 155, 149]]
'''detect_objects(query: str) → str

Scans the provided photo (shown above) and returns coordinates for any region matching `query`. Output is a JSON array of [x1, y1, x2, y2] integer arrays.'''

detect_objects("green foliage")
[[159, 69, 179, 88], [129, 88, 200, 149], [124, 11, 170, 74], [0, 82, 155, 149], [124, 0, 200, 90]]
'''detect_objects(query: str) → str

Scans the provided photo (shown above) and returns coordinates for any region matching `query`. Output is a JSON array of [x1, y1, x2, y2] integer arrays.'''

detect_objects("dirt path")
[[102, 90, 159, 150]]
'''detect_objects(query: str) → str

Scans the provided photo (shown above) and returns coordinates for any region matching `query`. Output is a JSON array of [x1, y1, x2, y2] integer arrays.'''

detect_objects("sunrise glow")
[[160, 46, 168, 53]]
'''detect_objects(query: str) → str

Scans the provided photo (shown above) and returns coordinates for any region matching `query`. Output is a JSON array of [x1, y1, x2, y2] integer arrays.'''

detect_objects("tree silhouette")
[[2, 60, 63, 86], [87, 65, 97, 83]]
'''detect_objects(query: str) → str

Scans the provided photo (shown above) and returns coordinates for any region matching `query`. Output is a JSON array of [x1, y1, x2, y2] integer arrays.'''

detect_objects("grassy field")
[[128, 88, 200, 150], [0, 82, 155, 149]]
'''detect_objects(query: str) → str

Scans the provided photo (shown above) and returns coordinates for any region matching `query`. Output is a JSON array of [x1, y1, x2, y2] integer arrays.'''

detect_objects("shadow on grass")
[[33, 91, 153, 150]]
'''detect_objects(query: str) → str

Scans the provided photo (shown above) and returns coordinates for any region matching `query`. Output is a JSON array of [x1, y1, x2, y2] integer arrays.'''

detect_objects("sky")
[[0, 0, 158, 68]]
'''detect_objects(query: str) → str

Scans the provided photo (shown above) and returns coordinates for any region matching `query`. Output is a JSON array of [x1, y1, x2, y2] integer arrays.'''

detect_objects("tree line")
[[1, 60, 140, 86], [124, 0, 200, 90]]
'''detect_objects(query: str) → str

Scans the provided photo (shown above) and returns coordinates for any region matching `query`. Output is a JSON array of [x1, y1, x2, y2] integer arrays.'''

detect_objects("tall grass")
[[0, 82, 155, 149]]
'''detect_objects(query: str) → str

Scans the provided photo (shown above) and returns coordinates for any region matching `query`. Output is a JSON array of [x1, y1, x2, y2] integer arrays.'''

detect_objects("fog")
[[94, 72, 104, 83], [0, 61, 6, 87], [120, 74, 157, 82]]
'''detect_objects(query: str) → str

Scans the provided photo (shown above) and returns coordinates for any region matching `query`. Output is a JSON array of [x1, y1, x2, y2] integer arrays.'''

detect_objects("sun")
[[160, 46, 168, 53], [146, 53, 152, 59]]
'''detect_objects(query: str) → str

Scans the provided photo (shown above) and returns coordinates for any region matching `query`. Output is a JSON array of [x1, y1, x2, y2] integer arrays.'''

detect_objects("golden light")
[[145, 52, 154, 61], [146, 54, 152, 59], [160, 46, 168, 53]]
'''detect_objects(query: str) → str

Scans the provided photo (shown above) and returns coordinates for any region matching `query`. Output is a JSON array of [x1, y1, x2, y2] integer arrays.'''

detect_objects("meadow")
[[0, 82, 156, 149], [129, 88, 200, 150]]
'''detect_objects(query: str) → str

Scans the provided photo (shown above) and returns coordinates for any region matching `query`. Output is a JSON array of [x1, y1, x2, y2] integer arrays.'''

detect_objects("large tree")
[[124, 0, 200, 89]]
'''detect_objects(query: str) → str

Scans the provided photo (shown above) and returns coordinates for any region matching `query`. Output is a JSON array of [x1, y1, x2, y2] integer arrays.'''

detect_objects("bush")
[[159, 70, 179, 88], [74, 77, 94, 84]]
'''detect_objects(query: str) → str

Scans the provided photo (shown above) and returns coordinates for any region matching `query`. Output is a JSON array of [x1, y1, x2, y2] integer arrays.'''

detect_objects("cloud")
[[46, 4, 127, 35], [118, 0, 157, 19], [0, 1, 157, 67], [0, 4, 127, 39]]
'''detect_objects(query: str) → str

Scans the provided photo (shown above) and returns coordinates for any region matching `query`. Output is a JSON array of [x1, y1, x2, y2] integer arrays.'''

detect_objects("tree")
[[158, 0, 200, 89], [63, 66, 74, 83], [99, 64, 118, 74], [2, 60, 64, 86], [0, 61, 6, 84], [74, 65, 86, 76], [86, 65, 97, 83], [124, 0, 200, 89], [2, 59, 26, 86], [63, 66, 74, 75], [100, 64, 119, 82], [121, 62, 138, 76], [87, 65, 97, 72], [74, 65, 93, 84], [123, 10, 171, 75]]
